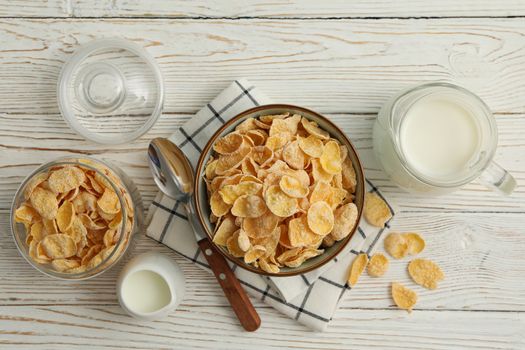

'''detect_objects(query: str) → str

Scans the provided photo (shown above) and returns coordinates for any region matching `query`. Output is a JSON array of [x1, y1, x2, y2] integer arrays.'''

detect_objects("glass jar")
[[10, 156, 143, 280], [373, 82, 516, 195]]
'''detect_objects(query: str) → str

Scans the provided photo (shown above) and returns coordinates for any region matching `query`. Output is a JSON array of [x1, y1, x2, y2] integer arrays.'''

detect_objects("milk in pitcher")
[[372, 83, 503, 194]]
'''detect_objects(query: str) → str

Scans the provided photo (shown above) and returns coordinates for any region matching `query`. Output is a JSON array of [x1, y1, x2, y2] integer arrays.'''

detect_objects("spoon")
[[148, 137, 261, 332]]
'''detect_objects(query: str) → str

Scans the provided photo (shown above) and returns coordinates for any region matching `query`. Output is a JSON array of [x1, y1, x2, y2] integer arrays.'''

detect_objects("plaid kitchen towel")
[[146, 79, 396, 331]]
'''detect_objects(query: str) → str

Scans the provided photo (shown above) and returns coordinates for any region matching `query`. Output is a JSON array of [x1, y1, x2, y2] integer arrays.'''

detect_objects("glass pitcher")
[[373, 82, 516, 195]]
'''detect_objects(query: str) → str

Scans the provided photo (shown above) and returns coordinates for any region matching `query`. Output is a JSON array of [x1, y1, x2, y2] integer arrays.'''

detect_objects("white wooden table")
[[1, 2, 524, 349]]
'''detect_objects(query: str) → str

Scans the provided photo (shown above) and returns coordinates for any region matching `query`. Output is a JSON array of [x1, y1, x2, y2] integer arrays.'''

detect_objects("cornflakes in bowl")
[[194, 105, 365, 276]]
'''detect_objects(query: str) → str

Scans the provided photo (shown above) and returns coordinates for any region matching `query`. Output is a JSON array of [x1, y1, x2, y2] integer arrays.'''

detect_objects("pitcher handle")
[[477, 161, 517, 195]]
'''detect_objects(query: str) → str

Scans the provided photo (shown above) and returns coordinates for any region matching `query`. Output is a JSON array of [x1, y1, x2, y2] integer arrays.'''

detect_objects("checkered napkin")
[[146, 79, 396, 331]]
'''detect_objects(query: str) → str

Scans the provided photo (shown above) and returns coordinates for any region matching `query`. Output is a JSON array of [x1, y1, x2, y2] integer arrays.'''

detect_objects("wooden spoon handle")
[[197, 238, 261, 332]]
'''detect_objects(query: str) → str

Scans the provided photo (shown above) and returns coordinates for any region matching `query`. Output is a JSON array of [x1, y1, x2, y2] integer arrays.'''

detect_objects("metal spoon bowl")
[[147, 137, 261, 332], [148, 138, 194, 203]]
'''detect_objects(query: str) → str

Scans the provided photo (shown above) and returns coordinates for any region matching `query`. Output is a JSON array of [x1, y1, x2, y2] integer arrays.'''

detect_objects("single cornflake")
[[330, 203, 358, 241], [404, 232, 425, 255], [48, 166, 86, 194], [306, 201, 334, 236], [213, 132, 244, 154], [408, 258, 444, 290], [391, 282, 417, 312], [30, 187, 58, 220], [264, 185, 298, 217], [347, 253, 368, 286], [231, 195, 267, 218], [364, 192, 392, 228], [367, 253, 389, 277], [384, 232, 408, 259]]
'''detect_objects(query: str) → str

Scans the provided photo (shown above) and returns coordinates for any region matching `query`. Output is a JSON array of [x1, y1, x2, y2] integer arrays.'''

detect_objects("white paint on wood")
[[0, 19, 525, 115], [0, 305, 523, 349], [2, 1, 525, 18], [2, 211, 525, 311], [1, 4, 525, 349]]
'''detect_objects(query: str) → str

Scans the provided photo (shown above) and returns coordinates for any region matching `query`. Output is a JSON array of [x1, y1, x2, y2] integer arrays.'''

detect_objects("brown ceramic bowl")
[[193, 104, 365, 276]]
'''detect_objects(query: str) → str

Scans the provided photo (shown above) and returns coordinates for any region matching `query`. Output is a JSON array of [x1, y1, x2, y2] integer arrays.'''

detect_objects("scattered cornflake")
[[384, 232, 409, 259], [404, 232, 426, 255], [367, 253, 389, 277], [384, 232, 426, 259], [364, 192, 392, 228], [347, 253, 368, 286], [391, 282, 417, 312], [408, 258, 444, 290]]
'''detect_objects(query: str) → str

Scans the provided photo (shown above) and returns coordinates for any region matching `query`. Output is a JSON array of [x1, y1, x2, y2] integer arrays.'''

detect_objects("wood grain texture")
[[0, 305, 523, 349], [1, 113, 522, 213], [2, 211, 525, 311], [71, 0, 525, 18], [0, 1, 69, 17], [1, 5, 525, 349], [1, 18, 525, 115], [2, 1, 525, 18]]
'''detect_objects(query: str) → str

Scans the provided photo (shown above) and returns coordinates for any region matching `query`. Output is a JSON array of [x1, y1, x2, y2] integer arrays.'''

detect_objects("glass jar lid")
[[58, 38, 164, 144]]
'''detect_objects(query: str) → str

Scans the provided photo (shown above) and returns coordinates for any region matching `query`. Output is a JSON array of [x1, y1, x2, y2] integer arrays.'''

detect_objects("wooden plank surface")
[[0, 1, 68, 17], [71, 0, 525, 18], [1, 113, 522, 213], [0, 111, 524, 347], [1, 19, 525, 115], [2, 211, 525, 310], [1, 305, 523, 349], [1, 4, 524, 349], [2, 1, 525, 18]]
